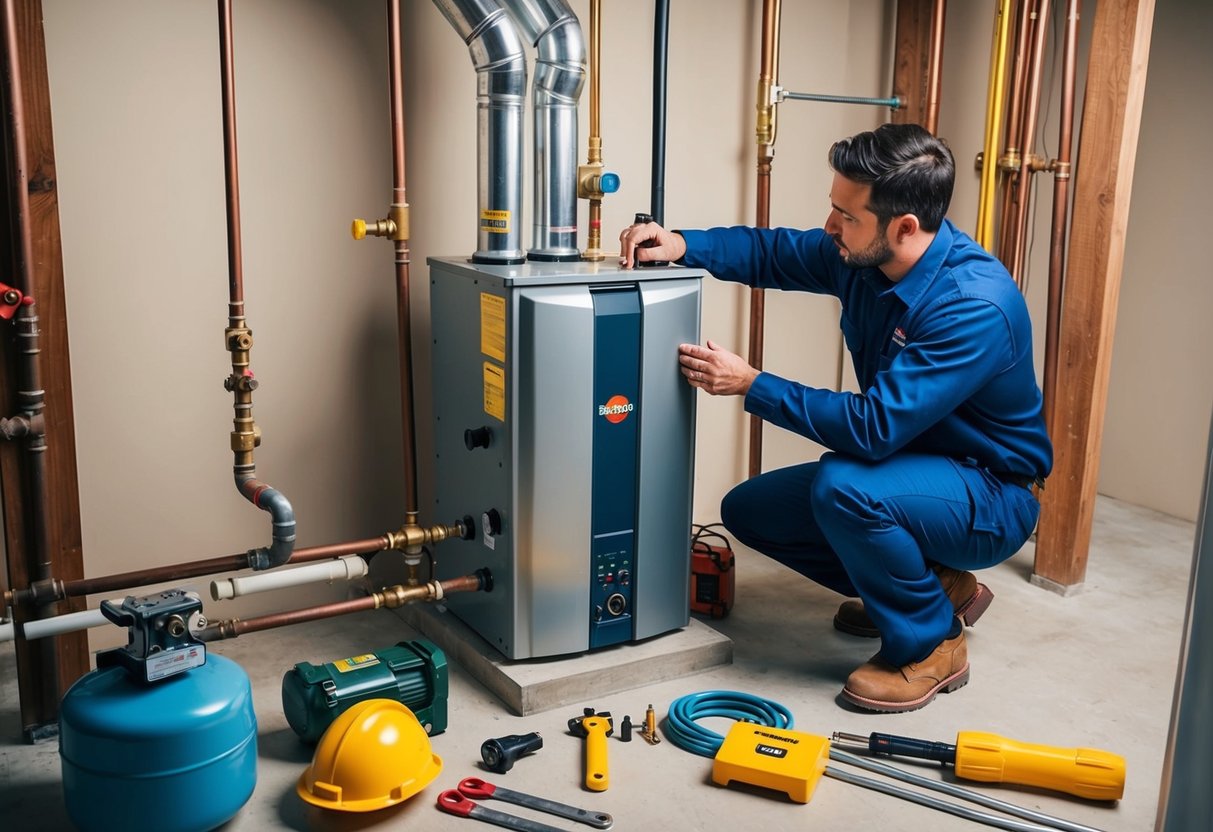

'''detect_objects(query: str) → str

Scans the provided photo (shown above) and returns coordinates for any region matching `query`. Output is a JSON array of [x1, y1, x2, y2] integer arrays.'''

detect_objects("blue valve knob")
[[600, 172, 620, 194]]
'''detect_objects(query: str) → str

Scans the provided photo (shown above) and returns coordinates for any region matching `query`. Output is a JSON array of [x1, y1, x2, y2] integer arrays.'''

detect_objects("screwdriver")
[[831, 730, 1125, 801]]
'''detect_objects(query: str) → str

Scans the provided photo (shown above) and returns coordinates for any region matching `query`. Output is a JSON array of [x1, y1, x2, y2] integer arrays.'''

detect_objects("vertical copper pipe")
[[387, 0, 417, 516], [924, 0, 947, 135], [748, 0, 780, 480], [996, 0, 1036, 265], [1008, 0, 1052, 286], [218, 0, 243, 312], [1042, 0, 1079, 437]]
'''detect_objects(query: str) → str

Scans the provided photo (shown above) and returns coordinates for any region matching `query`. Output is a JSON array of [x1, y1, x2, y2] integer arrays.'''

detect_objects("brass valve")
[[352, 203, 409, 242]]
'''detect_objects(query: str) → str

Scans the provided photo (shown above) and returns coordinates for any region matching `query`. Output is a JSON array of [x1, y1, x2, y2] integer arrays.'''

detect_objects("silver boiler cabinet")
[[428, 257, 703, 659]]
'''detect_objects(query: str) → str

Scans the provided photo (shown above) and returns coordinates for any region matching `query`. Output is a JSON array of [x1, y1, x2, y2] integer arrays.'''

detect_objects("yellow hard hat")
[[297, 698, 442, 812]]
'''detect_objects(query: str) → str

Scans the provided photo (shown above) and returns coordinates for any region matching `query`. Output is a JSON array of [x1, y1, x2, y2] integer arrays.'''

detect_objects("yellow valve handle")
[[351, 218, 367, 240], [581, 716, 610, 792], [954, 731, 1126, 801]]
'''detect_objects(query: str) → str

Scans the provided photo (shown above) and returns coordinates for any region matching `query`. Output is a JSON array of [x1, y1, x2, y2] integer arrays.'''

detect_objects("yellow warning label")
[[480, 209, 511, 234], [333, 654, 379, 673], [480, 292, 506, 362], [483, 362, 505, 422]]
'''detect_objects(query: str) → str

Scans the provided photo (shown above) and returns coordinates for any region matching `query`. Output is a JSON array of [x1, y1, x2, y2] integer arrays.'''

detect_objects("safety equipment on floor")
[[282, 640, 448, 743], [297, 698, 442, 812], [690, 524, 735, 618]]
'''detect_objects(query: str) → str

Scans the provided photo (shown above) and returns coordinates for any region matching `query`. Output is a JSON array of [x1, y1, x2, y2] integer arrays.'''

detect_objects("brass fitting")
[[386, 518, 468, 552], [1049, 159, 1072, 181], [578, 164, 608, 201], [998, 148, 1022, 173], [352, 203, 409, 242], [755, 79, 775, 148], [1026, 154, 1050, 173]]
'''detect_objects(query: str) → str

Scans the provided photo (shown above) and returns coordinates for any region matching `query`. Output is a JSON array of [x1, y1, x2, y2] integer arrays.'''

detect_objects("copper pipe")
[[218, 0, 243, 313], [387, 0, 418, 516], [581, 0, 605, 260], [6, 536, 392, 607], [748, 0, 780, 480], [996, 0, 1037, 265], [924, 0, 947, 135], [1042, 0, 1079, 437], [1008, 0, 1052, 286], [203, 572, 488, 639]]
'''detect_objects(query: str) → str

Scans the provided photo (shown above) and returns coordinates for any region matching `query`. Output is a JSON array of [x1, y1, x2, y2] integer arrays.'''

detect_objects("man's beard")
[[841, 229, 893, 269]]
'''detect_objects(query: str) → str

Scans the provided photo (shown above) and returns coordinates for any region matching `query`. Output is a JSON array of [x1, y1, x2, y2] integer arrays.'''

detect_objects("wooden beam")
[[0, 0, 89, 739], [891, 0, 934, 126], [1033, 0, 1156, 588]]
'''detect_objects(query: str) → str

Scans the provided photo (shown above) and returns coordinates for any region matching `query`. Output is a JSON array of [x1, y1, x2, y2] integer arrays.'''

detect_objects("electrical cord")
[[664, 690, 794, 758]]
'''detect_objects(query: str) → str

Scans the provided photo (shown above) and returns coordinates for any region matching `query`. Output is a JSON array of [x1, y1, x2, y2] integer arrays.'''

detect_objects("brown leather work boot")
[[840, 631, 969, 713], [832, 566, 993, 638]]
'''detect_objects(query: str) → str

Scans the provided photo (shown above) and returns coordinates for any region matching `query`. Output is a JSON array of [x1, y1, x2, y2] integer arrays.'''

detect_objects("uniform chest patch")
[[891, 326, 907, 348]]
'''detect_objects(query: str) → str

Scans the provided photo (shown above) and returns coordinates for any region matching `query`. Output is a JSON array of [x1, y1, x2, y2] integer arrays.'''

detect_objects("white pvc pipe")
[[22, 604, 120, 640], [210, 555, 368, 601], [0, 618, 14, 643]]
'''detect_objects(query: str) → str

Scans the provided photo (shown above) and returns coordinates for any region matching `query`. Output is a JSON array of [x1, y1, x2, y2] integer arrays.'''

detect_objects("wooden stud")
[[1033, 0, 1157, 588], [0, 0, 89, 738]]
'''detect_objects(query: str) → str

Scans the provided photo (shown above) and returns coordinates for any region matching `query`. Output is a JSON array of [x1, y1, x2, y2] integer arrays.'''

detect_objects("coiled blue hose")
[[664, 690, 794, 758]]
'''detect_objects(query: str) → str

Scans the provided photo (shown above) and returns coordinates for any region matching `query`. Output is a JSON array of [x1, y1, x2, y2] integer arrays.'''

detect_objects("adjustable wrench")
[[458, 777, 613, 829], [437, 790, 565, 832]]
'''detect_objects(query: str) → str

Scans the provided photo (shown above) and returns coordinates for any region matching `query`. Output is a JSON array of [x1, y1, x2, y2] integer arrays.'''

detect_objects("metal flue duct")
[[431, 0, 527, 264], [500, 0, 585, 261]]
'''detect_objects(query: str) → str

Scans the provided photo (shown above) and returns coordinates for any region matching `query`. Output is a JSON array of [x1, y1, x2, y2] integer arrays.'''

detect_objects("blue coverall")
[[679, 220, 1053, 666]]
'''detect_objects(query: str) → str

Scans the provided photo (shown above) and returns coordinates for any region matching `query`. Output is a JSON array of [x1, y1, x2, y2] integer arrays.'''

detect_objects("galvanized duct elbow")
[[501, 0, 585, 261], [432, 0, 527, 264], [236, 475, 298, 570]]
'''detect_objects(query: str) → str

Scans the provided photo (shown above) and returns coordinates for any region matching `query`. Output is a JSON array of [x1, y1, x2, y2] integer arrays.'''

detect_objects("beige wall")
[[28, 0, 1209, 651]]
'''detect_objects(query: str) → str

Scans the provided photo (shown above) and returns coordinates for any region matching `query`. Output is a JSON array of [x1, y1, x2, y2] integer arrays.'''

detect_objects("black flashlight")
[[480, 732, 544, 774]]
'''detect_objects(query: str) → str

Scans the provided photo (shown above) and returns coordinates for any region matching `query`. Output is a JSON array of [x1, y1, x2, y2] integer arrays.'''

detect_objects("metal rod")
[[779, 90, 901, 109], [829, 749, 1105, 832], [824, 764, 1062, 832]]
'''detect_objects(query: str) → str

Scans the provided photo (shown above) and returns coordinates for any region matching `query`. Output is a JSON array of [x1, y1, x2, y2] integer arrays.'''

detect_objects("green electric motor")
[[281, 640, 448, 743]]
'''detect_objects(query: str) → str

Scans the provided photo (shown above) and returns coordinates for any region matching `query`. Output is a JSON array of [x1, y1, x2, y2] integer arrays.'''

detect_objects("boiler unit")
[[428, 257, 702, 659]]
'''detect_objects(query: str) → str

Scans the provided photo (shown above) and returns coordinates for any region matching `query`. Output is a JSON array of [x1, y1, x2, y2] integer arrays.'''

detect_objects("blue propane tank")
[[59, 653, 257, 832]]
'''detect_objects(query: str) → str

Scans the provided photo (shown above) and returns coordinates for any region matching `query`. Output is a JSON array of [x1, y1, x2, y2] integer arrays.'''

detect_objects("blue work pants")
[[720, 452, 1041, 666]]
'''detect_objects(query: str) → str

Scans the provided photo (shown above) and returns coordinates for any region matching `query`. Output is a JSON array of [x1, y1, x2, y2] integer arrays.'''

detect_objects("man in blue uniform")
[[619, 123, 1051, 712]]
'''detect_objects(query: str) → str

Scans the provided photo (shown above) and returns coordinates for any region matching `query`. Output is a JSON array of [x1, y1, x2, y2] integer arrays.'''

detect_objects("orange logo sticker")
[[598, 394, 634, 424]]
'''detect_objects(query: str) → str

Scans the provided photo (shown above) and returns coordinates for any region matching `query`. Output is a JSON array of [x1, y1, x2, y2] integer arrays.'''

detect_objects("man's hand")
[[678, 340, 759, 396], [618, 220, 687, 268]]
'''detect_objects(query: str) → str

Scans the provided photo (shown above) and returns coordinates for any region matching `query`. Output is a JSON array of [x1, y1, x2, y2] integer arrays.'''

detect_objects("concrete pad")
[[393, 602, 733, 716]]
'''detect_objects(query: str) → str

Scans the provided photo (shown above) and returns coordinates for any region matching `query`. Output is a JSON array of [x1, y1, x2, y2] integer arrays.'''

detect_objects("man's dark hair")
[[828, 123, 955, 232]]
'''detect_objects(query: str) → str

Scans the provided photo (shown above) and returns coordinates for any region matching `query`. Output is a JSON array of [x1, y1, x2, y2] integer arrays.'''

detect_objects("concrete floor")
[[0, 494, 1195, 831]]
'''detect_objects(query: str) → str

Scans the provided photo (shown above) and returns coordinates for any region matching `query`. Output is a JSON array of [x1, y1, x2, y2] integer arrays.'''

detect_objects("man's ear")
[[892, 213, 921, 243]]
